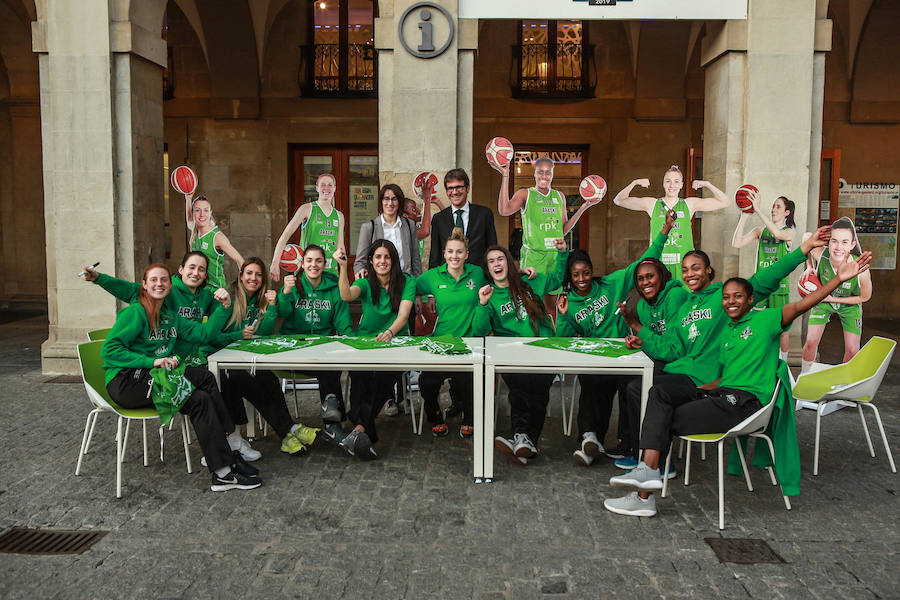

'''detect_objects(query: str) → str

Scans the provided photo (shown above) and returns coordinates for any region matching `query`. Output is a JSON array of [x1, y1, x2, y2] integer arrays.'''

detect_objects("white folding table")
[[481, 337, 654, 482], [206, 337, 488, 479]]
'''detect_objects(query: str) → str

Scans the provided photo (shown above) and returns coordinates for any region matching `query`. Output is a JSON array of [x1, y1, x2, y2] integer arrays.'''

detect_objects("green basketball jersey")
[[817, 248, 861, 298], [756, 225, 792, 301], [190, 226, 225, 291], [650, 198, 693, 282], [521, 188, 565, 276], [301, 202, 340, 273]]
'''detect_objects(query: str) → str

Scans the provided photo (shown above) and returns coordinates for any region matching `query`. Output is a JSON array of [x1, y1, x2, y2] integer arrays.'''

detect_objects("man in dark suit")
[[429, 168, 498, 269]]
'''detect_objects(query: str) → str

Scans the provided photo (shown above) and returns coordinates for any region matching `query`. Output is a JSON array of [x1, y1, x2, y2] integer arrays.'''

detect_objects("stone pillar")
[[33, 0, 167, 374], [376, 1, 477, 199], [700, 1, 831, 362]]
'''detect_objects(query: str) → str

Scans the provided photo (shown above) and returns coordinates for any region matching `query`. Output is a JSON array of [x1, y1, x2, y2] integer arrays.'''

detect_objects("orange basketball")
[[171, 166, 198, 195], [734, 184, 758, 214], [485, 136, 514, 171], [797, 268, 822, 297], [414, 171, 439, 199], [579, 175, 607, 202], [279, 244, 304, 273]]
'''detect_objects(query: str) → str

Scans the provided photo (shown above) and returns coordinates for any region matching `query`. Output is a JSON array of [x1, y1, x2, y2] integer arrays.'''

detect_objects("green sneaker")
[[280, 432, 307, 455], [293, 423, 320, 446]]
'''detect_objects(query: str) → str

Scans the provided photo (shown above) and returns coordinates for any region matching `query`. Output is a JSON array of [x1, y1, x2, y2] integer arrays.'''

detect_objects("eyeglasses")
[[446, 185, 467, 192], [382, 196, 399, 203]]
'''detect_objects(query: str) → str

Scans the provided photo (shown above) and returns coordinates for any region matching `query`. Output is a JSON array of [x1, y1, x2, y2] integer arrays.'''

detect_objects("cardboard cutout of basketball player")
[[800, 217, 872, 371], [497, 157, 598, 277], [269, 173, 345, 281], [612, 165, 729, 283], [184, 192, 245, 291], [404, 172, 447, 265]]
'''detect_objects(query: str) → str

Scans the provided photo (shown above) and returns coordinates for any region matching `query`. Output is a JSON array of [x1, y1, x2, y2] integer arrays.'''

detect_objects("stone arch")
[[848, 0, 900, 122], [0, 0, 39, 100]]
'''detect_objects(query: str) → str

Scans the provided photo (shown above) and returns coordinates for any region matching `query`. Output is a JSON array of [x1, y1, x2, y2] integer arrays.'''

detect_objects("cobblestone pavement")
[[1, 314, 898, 599]]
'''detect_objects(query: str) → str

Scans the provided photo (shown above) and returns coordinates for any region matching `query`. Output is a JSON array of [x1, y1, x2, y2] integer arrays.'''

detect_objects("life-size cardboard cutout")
[[184, 189, 244, 292]]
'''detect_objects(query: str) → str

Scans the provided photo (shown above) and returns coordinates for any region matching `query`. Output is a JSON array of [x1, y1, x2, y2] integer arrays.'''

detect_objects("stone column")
[[700, 1, 831, 362], [376, 0, 477, 201], [33, 0, 167, 374]]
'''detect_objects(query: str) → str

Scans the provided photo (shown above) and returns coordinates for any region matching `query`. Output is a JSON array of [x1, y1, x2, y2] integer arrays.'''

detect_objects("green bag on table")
[[526, 337, 640, 358], [420, 335, 471, 355], [226, 335, 332, 354], [338, 336, 424, 350], [149, 361, 195, 427]]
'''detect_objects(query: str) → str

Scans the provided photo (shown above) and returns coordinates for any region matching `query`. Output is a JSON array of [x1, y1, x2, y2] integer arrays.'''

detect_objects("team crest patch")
[[465, 279, 476, 290], [688, 323, 700, 341], [740, 326, 753, 340]]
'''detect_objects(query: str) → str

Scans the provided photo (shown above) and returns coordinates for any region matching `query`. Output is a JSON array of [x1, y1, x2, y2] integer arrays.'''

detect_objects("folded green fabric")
[[420, 335, 471, 355], [526, 337, 640, 358], [149, 361, 195, 426], [337, 336, 424, 350], [226, 335, 332, 354]]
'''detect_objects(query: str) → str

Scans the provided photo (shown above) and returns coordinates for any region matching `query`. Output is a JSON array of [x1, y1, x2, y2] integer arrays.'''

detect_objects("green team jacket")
[[557, 233, 668, 337], [275, 272, 352, 336], [473, 250, 567, 337], [415, 263, 489, 337], [101, 303, 211, 386], [92, 273, 219, 359], [206, 290, 278, 347], [635, 279, 691, 356], [637, 247, 808, 385]]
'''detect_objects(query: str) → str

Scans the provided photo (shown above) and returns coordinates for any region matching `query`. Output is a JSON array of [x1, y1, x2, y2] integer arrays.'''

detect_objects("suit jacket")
[[429, 202, 498, 269], [353, 215, 423, 277]]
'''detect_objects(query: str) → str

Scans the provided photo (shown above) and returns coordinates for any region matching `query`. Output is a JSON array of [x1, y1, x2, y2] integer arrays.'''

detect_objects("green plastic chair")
[[792, 336, 897, 475], [87, 327, 112, 341], [661, 382, 790, 530], [75, 341, 193, 498]]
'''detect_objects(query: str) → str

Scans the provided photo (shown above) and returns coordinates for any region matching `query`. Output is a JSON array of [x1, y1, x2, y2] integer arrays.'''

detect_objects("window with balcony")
[[300, 0, 376, 97], [515, 20, 592, 98]]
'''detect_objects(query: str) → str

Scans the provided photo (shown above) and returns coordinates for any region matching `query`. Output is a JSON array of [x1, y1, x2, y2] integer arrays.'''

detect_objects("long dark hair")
[[179, 250, 209, 289], [482, 245, 548, 335], [296, 244, 326, 301], [776, 196, 796, 229], [366, 239, 405, 312], [682, 250, 716, 281], [632, 257, 672, 300], [562, 249, 593, 294]]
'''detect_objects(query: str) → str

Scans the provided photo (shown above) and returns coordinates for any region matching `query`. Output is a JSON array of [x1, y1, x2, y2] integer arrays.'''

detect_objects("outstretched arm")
[[823, 269, 872, 305], [685, 180, 729, 213], [184, 192, 195, 232], [497, 163, 528, 216], [782, 252, 873, 326], [334, 249, 362, 302], [754, 196, 794, 243], [732, 213, 762, 249], [563, 187, 605, 234], [270, 204, 311, 281], [214, 232, 244, 269], [612, 178, 655, 213]]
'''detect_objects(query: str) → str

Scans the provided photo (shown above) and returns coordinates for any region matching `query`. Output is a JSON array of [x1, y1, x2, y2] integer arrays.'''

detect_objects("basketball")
[[171, 166, 198, 195], [579, 175, 607, 203], [279, 244, 304, 273], [797, 268, 822, 297], [485, 136, 514, 171], [414, 171, 439, 200], [734, 184, 758, 214]]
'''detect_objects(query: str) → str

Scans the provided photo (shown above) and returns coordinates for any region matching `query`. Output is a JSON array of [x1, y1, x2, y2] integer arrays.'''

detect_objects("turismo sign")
[[459, 0, 747, 20]]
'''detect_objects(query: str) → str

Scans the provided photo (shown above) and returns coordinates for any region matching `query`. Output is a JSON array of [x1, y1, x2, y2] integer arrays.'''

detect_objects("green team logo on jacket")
[[575, 295, 609, 328], [500, 301, 528, 321], [148, 316, 178, 355], [681, 307, 712, 327], [178, 306, 201, 320]]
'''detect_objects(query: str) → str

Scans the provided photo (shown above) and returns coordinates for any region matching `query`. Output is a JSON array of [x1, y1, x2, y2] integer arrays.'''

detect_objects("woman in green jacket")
[[102, 263, 261, 492], [475, 239, 567, 465], [275, 244, 353, 444], [334, 240, 415, 460], [604, 248, 872, 518], [206, 257, 318, 458], [415, 227, 489, 438]]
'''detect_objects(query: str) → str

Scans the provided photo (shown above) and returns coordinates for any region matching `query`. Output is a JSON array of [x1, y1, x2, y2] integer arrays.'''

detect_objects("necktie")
[[454, 209, 464, 234]]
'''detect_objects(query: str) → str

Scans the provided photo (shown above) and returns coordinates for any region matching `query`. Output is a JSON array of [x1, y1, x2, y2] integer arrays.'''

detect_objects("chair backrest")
[[77, 341, 116, 411], [87, 327, 112, 341], [728, 381, 781, 436], [793, 336, 896, 402]]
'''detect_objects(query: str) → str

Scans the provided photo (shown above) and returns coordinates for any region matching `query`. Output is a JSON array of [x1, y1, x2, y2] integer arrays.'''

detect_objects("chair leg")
[[417, 389, 425, 436], [85, 409, 100, 455], [701, 444, 706, 461], [404, 373, 418, 435], [756, 433, 791, 510], [678, 438, 684, 459], [813, 403, 823, 475], [662, 442, 673, 498], [684, 441, 692, 486], [865, 403, 897, 473], [566, 376, 578, 438], [116, 417, 125, 499], [717, 441, 725, 530], [181, 416, 193, 474], [292, 374, 300, 418], [734, 438, 753, 492], [142, 420, 149, 467], [75, 409, 100, 475], [857, 403, 875, 457]]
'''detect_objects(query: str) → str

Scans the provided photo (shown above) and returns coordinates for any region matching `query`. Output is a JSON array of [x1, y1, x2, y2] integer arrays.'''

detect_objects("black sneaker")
[[210, 470, 262, 492], [232, 451, 259, 477], [444, 404, 463, 420], [605, 443, 629, 460], [353, 431, 378, 461], [320, 393, 342, 423], [323, 422, 348, 445]]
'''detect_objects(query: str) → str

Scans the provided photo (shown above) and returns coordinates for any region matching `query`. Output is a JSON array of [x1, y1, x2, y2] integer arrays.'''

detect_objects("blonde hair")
[[664, 165, 683, 178], [226, 257, 270, 330], [446, 227, 469, 251]]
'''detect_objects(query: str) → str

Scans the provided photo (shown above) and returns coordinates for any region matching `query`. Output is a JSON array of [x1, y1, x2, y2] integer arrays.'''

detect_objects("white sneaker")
[[234, 437, 262, 462], [573, 449, 594, 466], [581, 432, 603, 458], [408, 371, 420, 386], [513, 432, 537, 458], [609, 462, 663, 491], [382, 399, 399, 417], [604, 492, 657, 517]]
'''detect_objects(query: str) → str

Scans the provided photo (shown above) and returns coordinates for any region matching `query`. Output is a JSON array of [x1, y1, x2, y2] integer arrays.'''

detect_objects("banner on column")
[[460, 0, 747, 20], [837, 180, 898, 270]]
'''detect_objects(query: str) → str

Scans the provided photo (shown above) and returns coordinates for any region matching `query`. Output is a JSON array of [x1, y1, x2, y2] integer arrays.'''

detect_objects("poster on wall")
[[837, 180, 898, 270], [349, 185, 378, 254]]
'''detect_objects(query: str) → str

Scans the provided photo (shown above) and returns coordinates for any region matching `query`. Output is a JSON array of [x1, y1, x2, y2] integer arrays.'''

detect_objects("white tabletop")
[[484, 337, 653, 370]]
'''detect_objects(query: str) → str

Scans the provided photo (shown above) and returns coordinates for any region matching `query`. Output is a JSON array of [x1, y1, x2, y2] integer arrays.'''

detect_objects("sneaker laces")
[[513, 432, 530, 447]]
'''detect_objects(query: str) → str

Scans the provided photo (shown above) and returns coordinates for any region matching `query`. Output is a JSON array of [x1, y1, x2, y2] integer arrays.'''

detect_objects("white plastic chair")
[[661, 381, 791, 530], [792, 336, 897, 475]]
